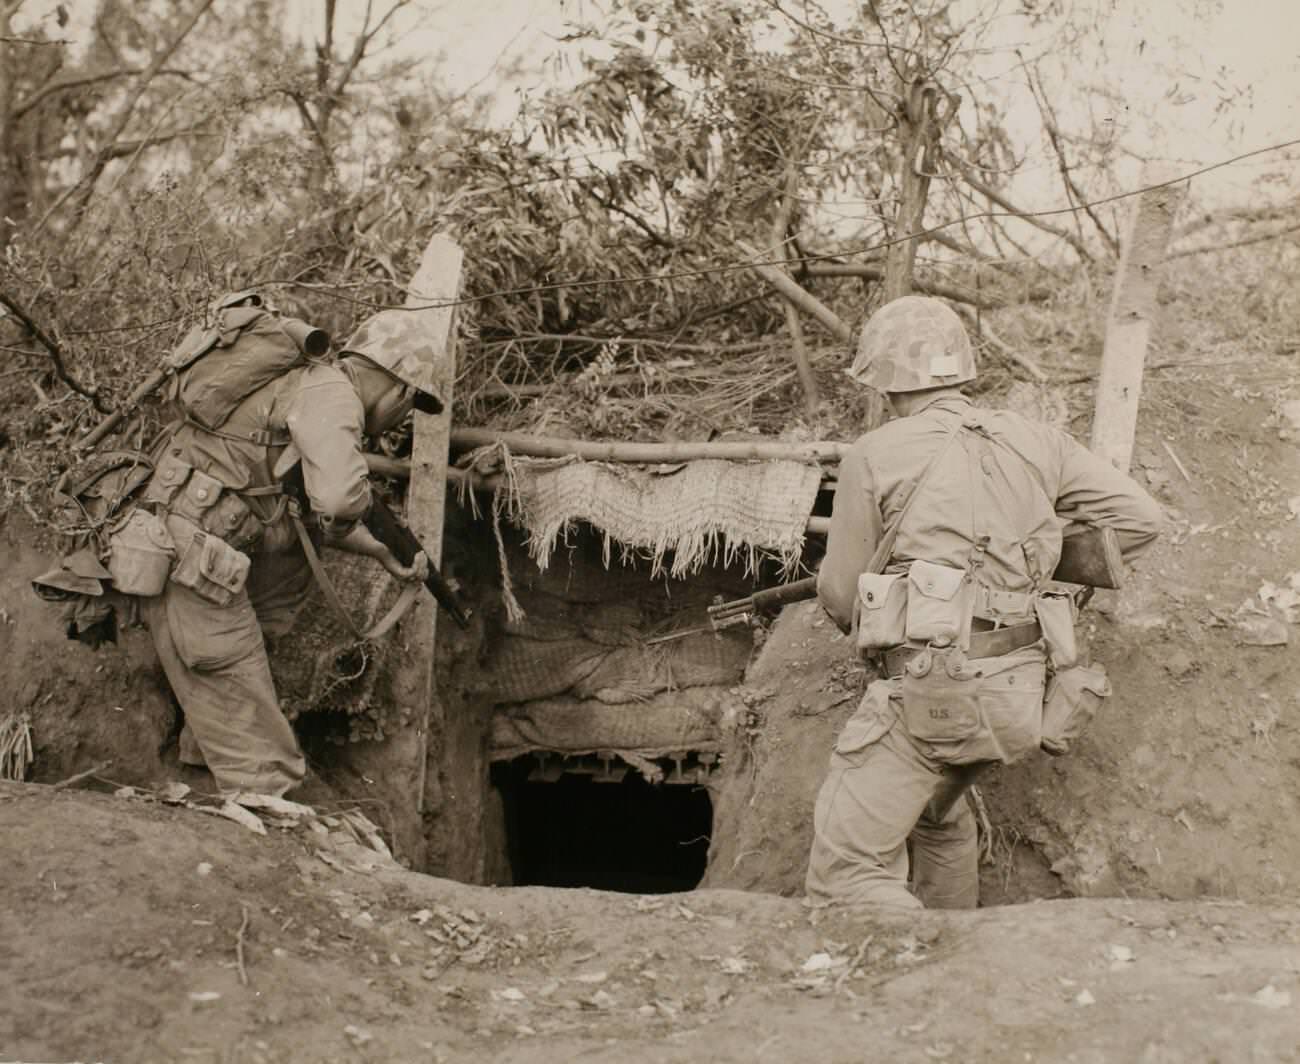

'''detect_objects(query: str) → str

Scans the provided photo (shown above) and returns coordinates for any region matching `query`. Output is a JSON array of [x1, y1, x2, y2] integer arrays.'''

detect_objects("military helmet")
[[849, 295, 976, 393], [340, 310, 445, 414]]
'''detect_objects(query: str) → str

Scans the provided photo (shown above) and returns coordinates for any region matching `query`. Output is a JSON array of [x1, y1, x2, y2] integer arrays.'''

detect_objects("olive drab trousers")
[[806, 645, 1047, 909], [142, 542, 314, 796], [805, 678, 981, 909]]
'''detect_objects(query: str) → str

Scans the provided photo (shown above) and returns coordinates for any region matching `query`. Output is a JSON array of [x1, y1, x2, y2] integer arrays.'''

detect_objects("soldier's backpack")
[[32, 293, 329, 636], [164, 293, 328, 433]]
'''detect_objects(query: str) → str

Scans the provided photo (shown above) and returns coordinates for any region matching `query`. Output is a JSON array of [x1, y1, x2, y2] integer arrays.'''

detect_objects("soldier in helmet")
[[136, 305, 441, 798], [806, 295, 1163, 909]]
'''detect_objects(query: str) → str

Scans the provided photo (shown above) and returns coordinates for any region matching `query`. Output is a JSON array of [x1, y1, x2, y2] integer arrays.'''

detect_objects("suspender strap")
[[864, 425, 964, 576], [290, 511, 422, 642], [183, 414, 290, 448]]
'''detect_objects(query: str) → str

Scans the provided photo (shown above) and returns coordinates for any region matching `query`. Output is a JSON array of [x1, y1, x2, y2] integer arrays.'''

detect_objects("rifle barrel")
[[77, 365, 172, 451]]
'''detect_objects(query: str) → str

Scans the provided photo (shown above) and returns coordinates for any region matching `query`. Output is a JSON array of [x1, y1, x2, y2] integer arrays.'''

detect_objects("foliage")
[[0, 0, 1292, 523]]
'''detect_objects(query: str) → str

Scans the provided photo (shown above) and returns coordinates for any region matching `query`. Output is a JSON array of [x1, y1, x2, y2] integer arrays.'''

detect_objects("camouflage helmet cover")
[[849, 295, 976, 393], [341, 310, 446, 414]]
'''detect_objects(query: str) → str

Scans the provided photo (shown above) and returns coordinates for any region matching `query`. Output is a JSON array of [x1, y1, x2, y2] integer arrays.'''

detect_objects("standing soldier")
[[806, 296, 1163, 909]]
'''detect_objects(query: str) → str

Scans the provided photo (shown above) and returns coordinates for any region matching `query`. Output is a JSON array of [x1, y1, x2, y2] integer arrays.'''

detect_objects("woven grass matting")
[[269, 551, 400, 741], [500, 457, 821, 577]]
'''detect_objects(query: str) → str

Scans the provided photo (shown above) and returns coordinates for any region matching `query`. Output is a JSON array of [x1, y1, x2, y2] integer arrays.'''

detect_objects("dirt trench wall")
[[1, 513, 178, 787], [701, 600, 860, 895]]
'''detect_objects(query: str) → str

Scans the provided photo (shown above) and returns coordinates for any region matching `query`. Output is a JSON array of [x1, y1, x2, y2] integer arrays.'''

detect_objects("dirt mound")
[[3, 781, 1298, 1063]]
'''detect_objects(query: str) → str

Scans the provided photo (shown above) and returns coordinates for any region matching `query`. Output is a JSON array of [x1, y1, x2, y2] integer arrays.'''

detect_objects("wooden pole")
[[441, 429, 849, 464], [769, 167, 821, 417], [1091, 164, 1187, 474], [735, 239, 852, 343], [343, 235, 462, 864], [397, 237, 463, 819]]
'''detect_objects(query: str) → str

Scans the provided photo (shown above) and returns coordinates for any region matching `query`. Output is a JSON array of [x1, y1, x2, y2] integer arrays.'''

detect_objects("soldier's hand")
[[383, 549, 428, 584]]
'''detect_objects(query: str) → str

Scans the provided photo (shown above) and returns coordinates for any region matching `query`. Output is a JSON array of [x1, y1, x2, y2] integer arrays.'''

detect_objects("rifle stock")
[[707, 526, 1123, 628], [363, 493, 473, 629]]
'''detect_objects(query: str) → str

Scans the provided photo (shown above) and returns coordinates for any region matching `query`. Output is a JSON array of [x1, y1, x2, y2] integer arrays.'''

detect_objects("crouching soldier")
[[81, 296, 440, 797], [806, 296, 1163, 909]]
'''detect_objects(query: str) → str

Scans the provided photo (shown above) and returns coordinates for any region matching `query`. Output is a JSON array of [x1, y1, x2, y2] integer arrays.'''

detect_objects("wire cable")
[[262, 137, 1300, 314]]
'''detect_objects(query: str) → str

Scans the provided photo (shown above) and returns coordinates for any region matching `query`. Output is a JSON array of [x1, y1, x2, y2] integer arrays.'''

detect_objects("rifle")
[[280, 460, 472, 630], [707, 525, 1124, 631], [362, 491, 473, 629]]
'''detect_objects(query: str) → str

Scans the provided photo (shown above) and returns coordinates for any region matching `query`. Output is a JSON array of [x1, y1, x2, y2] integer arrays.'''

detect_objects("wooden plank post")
[[397, 236, 463, 820], [340, 235, 462, 867], [1091, 164, 1187, 473]]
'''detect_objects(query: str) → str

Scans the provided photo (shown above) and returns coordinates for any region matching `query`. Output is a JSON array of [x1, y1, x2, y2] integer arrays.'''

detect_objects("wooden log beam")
[[805, 262, 996, 309], [444, 429, 849, 464], [1091, 164, 1187, 473], [735, 239, 852, 343]]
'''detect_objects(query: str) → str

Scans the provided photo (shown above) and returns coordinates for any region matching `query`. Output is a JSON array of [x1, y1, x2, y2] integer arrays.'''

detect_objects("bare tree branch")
[[13, 67, 196, 118], [1026, 67, 1119, 256], [0, 34, 65, 46], [1167, 220, 1300, 261], [946, 150, 1093, 262], [805, 260, 997, 308], [0, 288, 106, 411], [35, 0, 216, 236]]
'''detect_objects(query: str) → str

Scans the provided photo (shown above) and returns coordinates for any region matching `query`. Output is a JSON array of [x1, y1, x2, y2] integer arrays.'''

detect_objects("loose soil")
[[4, 781, 1299, 1064], [3, 245, 1300, 1060]]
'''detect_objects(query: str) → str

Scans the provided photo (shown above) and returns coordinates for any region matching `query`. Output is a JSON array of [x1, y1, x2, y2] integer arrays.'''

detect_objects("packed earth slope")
[[3, 781, 1299, 1064], [706, 246, 1300, 905]]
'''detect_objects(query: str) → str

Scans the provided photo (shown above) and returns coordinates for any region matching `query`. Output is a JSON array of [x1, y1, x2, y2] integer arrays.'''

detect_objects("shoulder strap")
[[290, 509, 421, 642], [864, 425, 964, 575]]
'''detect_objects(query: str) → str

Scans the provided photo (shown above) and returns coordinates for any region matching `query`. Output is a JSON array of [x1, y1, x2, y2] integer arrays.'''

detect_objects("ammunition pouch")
[[141, 448, 193, 508], [145, 457, 265, 553], [169, 520, 251, 606], [1034, 592, 1079, 669], [905, 560, 974, 649], [1041, 663, 1110, 756], [854, 571, 907, 652]]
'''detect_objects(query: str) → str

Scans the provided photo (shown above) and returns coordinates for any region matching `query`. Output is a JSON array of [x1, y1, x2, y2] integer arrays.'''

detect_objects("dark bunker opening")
[[491, 756, 714, 894]]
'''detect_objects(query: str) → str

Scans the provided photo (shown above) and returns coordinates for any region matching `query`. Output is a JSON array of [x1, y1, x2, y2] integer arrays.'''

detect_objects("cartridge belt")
[[880, 621, 1042, 679]]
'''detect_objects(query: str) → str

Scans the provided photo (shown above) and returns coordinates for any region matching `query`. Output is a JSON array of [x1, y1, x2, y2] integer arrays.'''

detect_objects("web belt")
[[880, 621, 1042, 679]]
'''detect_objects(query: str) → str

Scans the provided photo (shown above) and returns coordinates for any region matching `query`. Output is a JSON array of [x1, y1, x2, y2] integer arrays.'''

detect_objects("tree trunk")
[[882, 78, 945, 302]]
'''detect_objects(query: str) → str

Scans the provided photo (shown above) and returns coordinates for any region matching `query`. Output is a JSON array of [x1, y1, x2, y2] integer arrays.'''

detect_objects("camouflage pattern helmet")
[[341, 310, 446, 414], [849, 296, 976, 393]]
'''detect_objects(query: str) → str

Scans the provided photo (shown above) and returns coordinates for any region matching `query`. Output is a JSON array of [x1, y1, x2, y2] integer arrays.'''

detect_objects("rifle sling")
[[290, 512, 422, 643]]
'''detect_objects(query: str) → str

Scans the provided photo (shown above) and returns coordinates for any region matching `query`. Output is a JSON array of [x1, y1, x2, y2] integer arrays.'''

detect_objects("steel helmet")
[[849, 295, 976, 393], [341, 310, 446, 414]]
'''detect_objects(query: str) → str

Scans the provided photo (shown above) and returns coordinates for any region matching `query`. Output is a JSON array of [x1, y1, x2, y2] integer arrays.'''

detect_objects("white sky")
[[20, 0, 1300, 205], [348, 0, 1299, 204]]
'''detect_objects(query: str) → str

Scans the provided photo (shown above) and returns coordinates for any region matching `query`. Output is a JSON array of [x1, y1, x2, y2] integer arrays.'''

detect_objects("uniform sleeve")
[[817, 441, 883, 633], [1053, 432, 1164, 563], [285, 373, 371, 525]]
